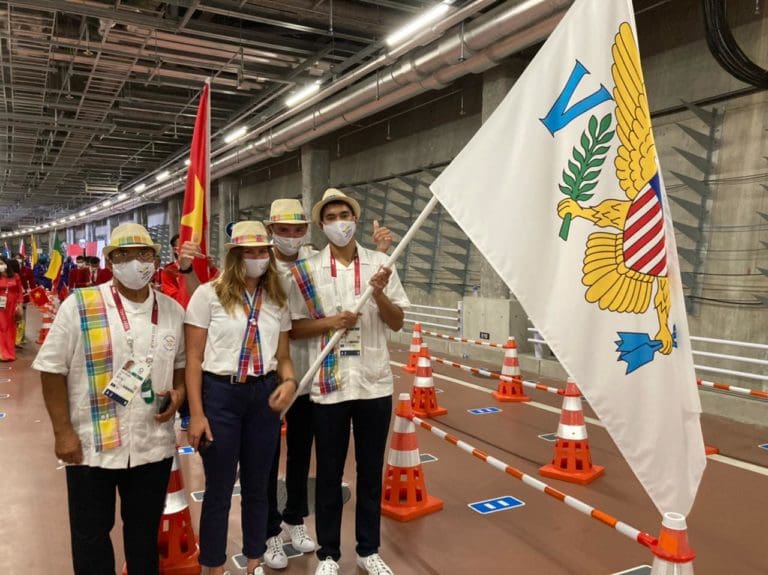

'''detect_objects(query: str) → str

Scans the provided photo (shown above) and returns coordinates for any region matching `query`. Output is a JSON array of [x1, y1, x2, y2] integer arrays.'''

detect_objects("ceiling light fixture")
[[117, 192, 128, 201], [155, 171, 170, 183], [135, 183, 147, 193], [385, 1, 452, 47], [285, 81, 321, 108], [224, 126, 248, 144]]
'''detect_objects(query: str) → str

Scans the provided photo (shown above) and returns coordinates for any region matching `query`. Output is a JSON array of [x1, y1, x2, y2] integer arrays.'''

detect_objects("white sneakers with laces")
[[356, 553, 394, 575], [281, 521, 317, 552], [263, 535, 288, 569], [314, 557, 340, 575], [248, 567, 265, 575]]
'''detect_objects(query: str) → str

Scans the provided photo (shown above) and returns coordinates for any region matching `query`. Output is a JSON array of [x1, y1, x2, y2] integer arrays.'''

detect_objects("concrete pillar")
[[478, 58, 528, 299], [217, 176, 240, 257], [135, 206, 148, 227], [167, 196, 181, 238], [301, 142, 330, 246]]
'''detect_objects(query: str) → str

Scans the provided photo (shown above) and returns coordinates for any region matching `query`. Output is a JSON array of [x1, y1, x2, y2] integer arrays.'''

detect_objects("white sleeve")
[[384, 262, 410, 310], [279, 306, 292, 332], [31, 296, 80, 375], [185, 284, 212, 328], [173, 304, 187, 369]]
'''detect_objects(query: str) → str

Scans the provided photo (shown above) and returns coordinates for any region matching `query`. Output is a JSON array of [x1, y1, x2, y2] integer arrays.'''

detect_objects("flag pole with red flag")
[[179, 80, 212, 283]]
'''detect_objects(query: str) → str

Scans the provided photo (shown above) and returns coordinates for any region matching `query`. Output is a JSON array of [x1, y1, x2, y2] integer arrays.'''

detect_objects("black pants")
[[65, 458, 173, 575], [199, 371, 280, 566], [313, 396, 392, 561], [267, 393, 314, 536]]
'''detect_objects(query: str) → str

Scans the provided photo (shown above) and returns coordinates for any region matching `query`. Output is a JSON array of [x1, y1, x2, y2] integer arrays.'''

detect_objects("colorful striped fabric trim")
[[270, 213, 307, 223], [232, 234, 270, 245], [114, 235, 152, 246], [75, 287, 122, 452], [290, 259, 339, 395], [236, 287, 264, 383]]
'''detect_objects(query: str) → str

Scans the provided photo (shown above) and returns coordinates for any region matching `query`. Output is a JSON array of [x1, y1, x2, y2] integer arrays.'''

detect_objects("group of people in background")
[[33, 188, 406, 575], [0, 252, 37, 362]]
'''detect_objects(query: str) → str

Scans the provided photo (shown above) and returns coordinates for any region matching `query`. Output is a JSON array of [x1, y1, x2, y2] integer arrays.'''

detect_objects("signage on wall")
[[479, 331, 490, 340]]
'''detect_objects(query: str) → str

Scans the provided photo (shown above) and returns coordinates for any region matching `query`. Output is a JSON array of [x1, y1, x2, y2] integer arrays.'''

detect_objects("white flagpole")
[[282, 193, 440, 416]]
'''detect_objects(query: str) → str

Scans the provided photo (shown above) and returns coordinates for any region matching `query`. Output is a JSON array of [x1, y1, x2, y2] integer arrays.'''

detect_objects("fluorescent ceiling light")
[[224, 126, 247, 144], [185, 158, 191, 166], [155, 171, 170, 182], [68, 216, 76, 221], [386, 1, 451, 47], [78, 210, 86, 217], [89, 206, 98, 213], [135, 183, 147, 192], [117, 193, 128, 201], [102, 200, 111, 207], [285, 82, 321, 108]]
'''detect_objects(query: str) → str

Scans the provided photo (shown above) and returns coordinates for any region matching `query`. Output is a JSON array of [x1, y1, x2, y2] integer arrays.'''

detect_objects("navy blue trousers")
[[198, 371, 280, 566]]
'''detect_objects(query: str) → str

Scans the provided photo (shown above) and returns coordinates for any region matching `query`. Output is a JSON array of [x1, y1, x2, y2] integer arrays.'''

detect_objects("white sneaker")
[[356, 553, 394, 575], [248, 568, 265, 575], [281, 521, 316, 552], [314, 558, 339, 575], [263, 535, 288, 569]]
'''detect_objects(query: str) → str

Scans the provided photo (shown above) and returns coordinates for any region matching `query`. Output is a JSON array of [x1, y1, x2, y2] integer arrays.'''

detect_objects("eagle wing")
[[612, 22, 656, 201]]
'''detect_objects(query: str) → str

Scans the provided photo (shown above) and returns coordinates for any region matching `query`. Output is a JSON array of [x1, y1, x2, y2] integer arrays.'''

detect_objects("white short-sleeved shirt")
[[276, 245, 316, 396], [32, 284, 186, 469], [287, 243, 409, 404], [185, 281, 291, 376]]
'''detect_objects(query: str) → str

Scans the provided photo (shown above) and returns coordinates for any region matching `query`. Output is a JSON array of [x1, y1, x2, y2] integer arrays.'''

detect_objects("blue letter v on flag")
[[540, 60, 612, 135]]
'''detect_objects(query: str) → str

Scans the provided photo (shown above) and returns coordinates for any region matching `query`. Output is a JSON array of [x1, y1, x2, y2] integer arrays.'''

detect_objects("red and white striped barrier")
[[697, 378, 768, 400], [429, 355, 564, 396], [422, 329, 506, 348]]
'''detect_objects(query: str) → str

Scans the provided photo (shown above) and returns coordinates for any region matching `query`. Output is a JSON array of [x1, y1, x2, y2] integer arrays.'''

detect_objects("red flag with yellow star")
[[179, 82, 211, 283]]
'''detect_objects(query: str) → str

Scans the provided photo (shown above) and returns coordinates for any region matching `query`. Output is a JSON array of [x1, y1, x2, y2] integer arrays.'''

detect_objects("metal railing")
[[404, 302, 462, 334]]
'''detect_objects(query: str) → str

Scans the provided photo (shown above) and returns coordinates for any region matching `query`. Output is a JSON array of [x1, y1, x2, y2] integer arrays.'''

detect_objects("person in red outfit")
[[0, 256, 22, 362], [13, 253, 35, 347], [88, 256, 112, 285], [68, 255, 91, 290]]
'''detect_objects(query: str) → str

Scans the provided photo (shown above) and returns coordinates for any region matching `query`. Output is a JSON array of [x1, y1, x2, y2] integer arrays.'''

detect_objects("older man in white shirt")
[[33, 223, 186, 575], [288, 189, 408, 575]]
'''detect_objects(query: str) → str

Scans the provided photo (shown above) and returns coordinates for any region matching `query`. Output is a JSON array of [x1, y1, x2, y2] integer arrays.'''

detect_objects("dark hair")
[[320, 200, 356, 222], [1, 256, 17, 278], [75, 255, 85, 262], [89, 256, 100, 265], [170, 234, 180, 248]]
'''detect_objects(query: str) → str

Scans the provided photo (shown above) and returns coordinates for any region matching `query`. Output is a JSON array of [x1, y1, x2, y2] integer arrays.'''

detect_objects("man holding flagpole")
[[429, 1, 705, 567], [288, 188, 408, 575]]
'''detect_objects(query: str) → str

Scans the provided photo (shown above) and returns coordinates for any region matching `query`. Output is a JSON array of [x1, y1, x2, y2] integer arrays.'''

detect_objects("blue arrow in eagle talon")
[[615, 332, 663, 374]]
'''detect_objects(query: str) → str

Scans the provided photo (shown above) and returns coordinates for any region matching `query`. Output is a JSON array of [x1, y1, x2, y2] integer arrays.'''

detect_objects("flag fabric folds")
[[30, 235, 38, 267], [45, 233, 65, 282], [19, 238, 25, 259], [430, 0, 704, 516], [179, 82, 211, 283]]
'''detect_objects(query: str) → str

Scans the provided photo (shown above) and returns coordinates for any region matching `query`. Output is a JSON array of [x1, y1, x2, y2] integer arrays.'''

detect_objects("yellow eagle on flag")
[[557, 22, 673, 355]]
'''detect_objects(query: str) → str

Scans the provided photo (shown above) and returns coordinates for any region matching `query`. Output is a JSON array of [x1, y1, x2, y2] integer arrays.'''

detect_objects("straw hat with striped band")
[[224, 221, 272, 250], [311, 188, 361, 226], [102, 223, 161, 258], [264, 198, 308, 226]]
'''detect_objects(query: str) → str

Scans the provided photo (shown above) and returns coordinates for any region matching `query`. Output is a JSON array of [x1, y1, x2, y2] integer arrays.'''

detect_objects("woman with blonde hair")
[[185, 221, 297, 575]]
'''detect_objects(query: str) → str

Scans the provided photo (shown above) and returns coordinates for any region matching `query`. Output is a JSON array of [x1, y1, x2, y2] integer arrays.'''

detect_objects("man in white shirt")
[[33, 223, 187, 575], [288, 189, 408, 575]]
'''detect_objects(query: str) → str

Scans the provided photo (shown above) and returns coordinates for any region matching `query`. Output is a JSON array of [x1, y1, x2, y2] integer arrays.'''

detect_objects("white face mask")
[[112, 259, 155, 290], [271, 234, 305, 257], [322, 220, 356, 247], [244, 258, 270, 278]]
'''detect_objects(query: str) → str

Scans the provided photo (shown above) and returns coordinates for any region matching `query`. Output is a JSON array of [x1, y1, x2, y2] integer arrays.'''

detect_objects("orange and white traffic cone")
[[649, 512, 695, 574], [381, 393, 443, 522], [36, 303, 54, 344], [156, 449, 201, 574], [539, 378, 604, 485], [411, 343, 447, 418], [491, 337, 530, 403], [402, 323, 423, 374]]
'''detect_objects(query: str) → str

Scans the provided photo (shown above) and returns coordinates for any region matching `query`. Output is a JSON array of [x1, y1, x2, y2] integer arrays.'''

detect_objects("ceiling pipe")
[[145, 0, 570, 200], [33, 0, 570, 230]]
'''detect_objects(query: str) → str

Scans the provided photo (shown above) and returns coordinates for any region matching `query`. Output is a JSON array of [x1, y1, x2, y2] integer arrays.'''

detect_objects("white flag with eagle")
[[430, 0, 705, 515]]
